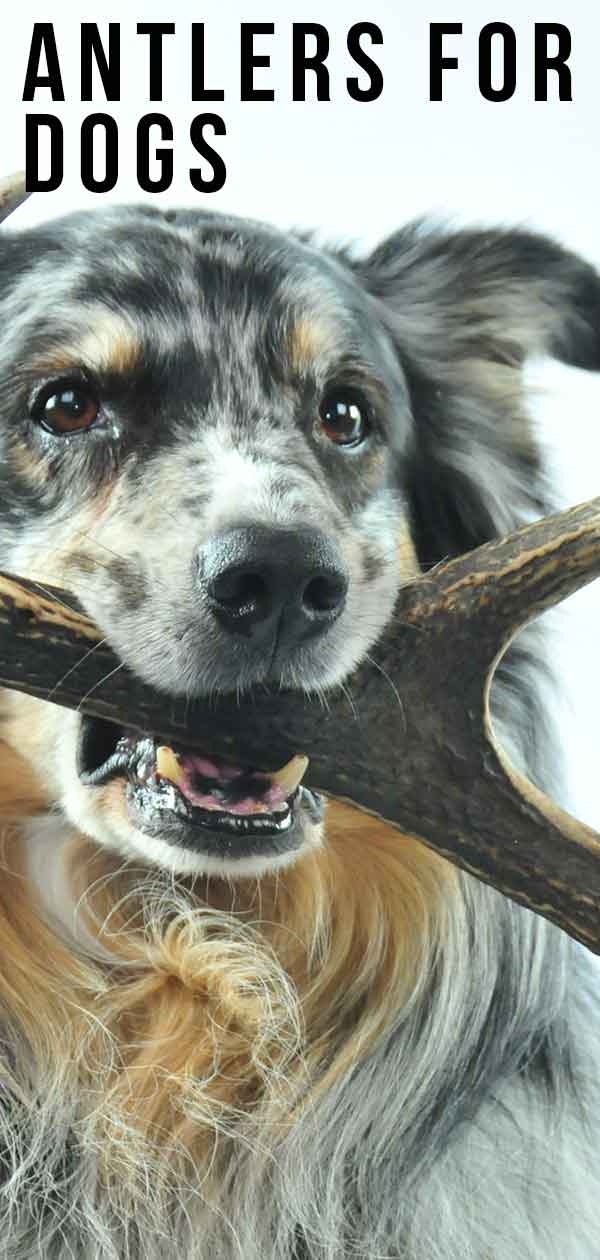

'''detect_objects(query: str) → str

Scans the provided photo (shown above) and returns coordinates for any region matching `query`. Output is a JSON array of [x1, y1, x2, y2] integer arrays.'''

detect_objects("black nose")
[[197, 525, 348, 650]]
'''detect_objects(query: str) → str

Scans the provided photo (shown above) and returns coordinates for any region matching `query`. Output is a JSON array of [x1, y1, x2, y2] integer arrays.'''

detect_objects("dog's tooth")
[[156, 745, 184, 787], [270, 754, 309, 797]]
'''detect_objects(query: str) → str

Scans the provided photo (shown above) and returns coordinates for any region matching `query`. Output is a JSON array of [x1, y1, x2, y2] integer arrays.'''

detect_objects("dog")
[[0, 195, 598, 1258]]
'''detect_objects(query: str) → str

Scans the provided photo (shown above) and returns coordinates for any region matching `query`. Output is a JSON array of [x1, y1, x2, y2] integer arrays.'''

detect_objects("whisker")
[[62, 532, 174, 597], [160, 507, 183, 527], [363, 652, 407, 733], [76, 662, 126, 713], [27, 580, 81, 615], [71, 532, 129, 566], [337, 680, 358, 721], [45, 636, 111, 704]]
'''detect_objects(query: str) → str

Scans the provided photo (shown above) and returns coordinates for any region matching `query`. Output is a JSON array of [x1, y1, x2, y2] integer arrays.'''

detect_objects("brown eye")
[[35, 384, 100, 435], [319, 391, 369, 447]]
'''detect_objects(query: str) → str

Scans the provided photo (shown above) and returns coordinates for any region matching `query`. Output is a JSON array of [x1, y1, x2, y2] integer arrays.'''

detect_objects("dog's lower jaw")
[[0, 692, 324, 879], [63, 772, 325, 879]]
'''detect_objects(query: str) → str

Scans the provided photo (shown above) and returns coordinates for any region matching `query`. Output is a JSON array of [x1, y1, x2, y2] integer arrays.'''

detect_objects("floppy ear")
[[0, 172, 30, 226], [346, 222, 600, 793], [350, 222, 600, 565]]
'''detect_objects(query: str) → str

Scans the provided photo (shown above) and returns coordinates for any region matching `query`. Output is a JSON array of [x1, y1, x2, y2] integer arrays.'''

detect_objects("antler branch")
[[1, 497, 600, 950], [0, 172, 31, 224]]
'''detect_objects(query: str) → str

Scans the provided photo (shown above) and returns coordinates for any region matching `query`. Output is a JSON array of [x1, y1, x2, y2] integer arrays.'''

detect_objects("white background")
[[2, 0, 600, 826]]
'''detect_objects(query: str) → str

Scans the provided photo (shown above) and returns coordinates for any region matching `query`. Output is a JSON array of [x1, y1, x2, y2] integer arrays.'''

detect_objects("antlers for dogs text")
[[1, 499, 600, 950]]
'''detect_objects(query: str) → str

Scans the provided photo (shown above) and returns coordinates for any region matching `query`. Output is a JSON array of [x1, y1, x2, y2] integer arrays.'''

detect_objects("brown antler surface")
[[1, 498, 600, 950], [0, 172, 31, 224]]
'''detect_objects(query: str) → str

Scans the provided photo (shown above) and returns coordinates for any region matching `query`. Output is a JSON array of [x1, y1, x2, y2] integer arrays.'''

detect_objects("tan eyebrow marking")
[[288, 316, 336, 372], [31, 309, 142, 378]]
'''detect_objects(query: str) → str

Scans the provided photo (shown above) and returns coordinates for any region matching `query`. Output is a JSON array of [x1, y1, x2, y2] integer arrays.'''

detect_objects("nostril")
[[209, 570, 269, 617], [302, 572, 348, 617]]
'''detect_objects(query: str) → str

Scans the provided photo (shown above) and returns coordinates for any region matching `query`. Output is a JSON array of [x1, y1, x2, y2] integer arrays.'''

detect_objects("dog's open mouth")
[[77, 716, 321, 852]]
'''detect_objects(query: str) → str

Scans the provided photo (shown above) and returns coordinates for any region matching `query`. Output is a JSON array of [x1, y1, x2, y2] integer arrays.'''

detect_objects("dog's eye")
[[319, 391, 369, 447], [33, 384, 100, 435]]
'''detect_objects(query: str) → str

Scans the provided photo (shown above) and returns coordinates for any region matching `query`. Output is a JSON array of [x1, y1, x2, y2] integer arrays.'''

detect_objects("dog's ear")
[[0, 172, 30, 226], [347, 223, 600, 565]]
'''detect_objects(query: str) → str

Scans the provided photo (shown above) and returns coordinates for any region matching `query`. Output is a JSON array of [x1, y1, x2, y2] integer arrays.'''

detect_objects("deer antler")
[[0, 172, 31, 224], [1, 497, 600, 950]]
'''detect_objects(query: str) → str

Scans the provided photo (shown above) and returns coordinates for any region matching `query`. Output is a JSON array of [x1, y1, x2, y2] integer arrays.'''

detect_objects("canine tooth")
[[156, 745, 184, 786], [270, 754, 309, 797]]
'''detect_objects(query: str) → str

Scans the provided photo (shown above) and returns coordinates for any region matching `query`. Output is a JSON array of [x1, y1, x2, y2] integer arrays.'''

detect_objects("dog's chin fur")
[[62, 776, 323, 881], [0, 206, 600, 1257]]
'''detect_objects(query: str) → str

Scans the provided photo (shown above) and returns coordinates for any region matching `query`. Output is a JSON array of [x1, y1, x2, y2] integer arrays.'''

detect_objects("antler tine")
[[0, 172, 31, 225], [2, 495, 600, 949], [398, 496, 600, 671]]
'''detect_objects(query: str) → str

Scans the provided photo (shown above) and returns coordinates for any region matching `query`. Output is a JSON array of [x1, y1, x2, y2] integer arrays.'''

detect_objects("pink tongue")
[[175, 752, 287, 815], [181, 754, 242, 781]]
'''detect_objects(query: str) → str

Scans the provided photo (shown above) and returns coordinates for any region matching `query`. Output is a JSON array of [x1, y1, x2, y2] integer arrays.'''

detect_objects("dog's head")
[[0, 197, 599, 877]]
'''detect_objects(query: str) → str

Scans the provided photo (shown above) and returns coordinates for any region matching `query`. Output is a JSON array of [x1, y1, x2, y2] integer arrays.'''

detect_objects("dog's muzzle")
[[75, 525, 342, 866]]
